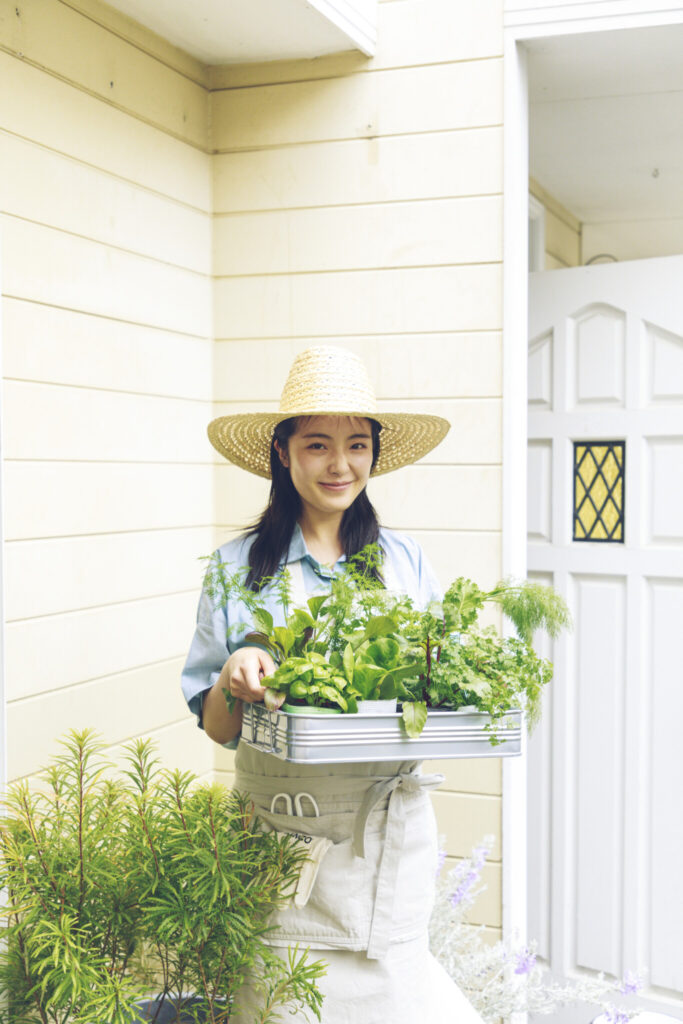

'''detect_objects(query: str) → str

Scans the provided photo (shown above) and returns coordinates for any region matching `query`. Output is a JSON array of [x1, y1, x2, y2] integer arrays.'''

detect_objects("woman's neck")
[[298, 510, 344, 565]]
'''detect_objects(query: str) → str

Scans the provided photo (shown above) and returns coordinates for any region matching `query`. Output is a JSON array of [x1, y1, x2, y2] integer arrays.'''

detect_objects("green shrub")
[[0, 731, 324, 1024]]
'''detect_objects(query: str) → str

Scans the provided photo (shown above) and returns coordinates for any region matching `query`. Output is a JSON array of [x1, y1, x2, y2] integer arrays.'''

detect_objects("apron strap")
[[352, 770, 445, 960], [287, 558, 312, 609], [285, 536, 403, 611]]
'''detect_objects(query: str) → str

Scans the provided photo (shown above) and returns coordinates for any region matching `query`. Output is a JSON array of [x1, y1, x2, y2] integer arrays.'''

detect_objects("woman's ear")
[[274, 439, 289, 468]]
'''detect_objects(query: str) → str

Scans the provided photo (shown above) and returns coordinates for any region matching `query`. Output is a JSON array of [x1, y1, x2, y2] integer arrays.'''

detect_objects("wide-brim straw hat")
[[207, 346, 450, 478]]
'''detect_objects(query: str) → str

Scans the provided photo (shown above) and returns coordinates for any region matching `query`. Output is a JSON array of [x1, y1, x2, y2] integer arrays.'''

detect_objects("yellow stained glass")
[[573, 441, 625, 543]]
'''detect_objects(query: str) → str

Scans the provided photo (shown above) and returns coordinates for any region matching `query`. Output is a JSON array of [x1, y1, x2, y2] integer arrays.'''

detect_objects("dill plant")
[[0, 731, 325, 1024]]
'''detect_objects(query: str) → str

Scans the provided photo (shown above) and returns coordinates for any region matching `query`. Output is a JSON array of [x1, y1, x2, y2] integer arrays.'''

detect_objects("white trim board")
[[0, 231, 6, 795], [502, 35, 530, 1020], [309, 0, 377, 56], [505, 1, 683, 33]]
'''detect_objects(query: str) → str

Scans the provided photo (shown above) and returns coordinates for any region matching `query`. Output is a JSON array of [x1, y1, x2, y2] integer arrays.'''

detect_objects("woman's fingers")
[[227, 647, 272, 703], [238, 660, 267, 703], [257, 650, 277, 677]]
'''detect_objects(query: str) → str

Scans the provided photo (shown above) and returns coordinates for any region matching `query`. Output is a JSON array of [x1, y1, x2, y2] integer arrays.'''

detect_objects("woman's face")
[[276, 415, 374, 518]]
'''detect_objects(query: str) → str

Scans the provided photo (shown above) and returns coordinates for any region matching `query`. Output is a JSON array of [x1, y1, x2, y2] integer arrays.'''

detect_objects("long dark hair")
[[245, 416, 383, 590]]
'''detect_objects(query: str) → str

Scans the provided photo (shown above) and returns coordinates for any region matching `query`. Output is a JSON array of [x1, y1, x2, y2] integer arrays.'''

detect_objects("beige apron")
[[231, 558, 485, 1021], [235, 743, 444, 958]]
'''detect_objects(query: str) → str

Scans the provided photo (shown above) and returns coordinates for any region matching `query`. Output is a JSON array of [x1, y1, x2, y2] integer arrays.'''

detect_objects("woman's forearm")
[[202, 646, 273, 744], [202, 661, 243, 744]]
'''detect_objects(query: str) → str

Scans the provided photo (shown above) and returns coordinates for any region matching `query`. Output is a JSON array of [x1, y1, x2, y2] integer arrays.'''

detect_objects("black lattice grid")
[[573, 441, 625, 543]]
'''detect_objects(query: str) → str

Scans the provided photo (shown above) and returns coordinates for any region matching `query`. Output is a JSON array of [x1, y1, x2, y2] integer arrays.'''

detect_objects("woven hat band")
[[278, 347, 378, 415]]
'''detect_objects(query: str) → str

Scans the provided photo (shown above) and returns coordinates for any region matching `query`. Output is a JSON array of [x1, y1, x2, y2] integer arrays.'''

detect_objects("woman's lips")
[[319, 481, 352, 490]]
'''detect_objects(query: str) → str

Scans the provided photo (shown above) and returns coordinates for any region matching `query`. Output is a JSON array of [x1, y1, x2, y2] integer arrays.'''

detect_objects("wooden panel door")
[[527, 256, 683, 1022]]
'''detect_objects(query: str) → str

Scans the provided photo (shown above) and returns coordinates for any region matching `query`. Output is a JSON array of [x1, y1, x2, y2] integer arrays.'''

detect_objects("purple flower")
[[514, 948, 536, 975], [435, 849, 447, 878], [604, 1006, 630, 1024], [448, 840, 493, 907], [471, 845, 489, 872], [619, 971, 642, 996]]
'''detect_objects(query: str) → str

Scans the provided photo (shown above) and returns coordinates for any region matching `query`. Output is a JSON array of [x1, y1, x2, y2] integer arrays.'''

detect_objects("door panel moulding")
[[502, 6, 683, 1022]]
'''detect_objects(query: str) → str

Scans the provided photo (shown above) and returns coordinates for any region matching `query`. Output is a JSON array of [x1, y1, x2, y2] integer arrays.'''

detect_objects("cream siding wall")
[[0, 0, 507, 940], [209, 0, 505, 939], [0, 0, 215, 781], [530, 177, 582, 269]]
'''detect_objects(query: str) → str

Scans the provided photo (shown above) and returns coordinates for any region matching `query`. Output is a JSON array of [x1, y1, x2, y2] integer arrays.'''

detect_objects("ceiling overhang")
[[101, 0, 377, 65]]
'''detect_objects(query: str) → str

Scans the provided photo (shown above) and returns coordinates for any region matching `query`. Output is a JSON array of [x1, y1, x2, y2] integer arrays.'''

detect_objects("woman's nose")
[[328, 449, 349, 474]]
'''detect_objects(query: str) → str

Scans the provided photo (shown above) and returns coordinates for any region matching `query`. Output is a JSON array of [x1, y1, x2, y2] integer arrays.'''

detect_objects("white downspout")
[[0, 228, 5, 796], [502, 31, 529, 1024]]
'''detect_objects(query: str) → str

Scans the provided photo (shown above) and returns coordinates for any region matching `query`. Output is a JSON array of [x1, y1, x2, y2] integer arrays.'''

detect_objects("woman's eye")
[[351, 443, 368, 450]]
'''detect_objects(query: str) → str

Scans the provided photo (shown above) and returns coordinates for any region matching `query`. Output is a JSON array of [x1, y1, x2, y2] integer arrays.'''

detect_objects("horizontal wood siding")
[[210, 0, 504, 932], [4, 0, 208, 147], [1, 7, 213, 781]]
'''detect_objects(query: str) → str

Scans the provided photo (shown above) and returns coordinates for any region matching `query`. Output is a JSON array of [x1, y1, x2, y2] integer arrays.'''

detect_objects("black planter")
[[126, 996, 222, 1023]]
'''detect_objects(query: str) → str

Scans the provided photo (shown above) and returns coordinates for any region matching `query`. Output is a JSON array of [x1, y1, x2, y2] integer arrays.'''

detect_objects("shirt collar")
[[285, 522, 347, 578]]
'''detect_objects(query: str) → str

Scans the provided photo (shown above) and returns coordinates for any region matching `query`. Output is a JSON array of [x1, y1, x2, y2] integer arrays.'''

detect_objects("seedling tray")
[[241, 706, 522, 763]]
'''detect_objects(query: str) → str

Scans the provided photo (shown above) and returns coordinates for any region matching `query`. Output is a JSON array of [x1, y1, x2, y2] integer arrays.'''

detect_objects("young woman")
[[181, 347, 485, 1023]]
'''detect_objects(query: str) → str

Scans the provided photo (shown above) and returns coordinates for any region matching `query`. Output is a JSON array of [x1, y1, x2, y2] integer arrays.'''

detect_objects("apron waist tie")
[[353, 771, 445, 960]]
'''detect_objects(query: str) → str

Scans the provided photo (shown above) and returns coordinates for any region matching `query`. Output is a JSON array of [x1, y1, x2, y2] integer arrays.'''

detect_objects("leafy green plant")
[[202, 547, 406, 712], [0, 731, 325, 1024], [410, 628, 553, 740], [394, 576, 570, 737]]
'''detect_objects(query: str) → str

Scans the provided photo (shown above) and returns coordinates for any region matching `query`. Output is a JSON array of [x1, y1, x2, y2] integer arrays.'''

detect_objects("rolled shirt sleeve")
[[181, 584, 230, 728]]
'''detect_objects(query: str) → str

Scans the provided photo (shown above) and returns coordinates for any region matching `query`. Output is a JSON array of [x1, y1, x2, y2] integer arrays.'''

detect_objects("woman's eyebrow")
[[300, 432, 371, 440]]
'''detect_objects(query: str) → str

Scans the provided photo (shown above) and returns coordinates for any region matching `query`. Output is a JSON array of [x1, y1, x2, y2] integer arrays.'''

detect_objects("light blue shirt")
[[180, 522, 442, 741]]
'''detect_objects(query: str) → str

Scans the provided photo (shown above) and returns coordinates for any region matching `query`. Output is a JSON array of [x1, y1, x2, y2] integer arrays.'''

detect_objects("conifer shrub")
[[0, 731, 324, 1024]]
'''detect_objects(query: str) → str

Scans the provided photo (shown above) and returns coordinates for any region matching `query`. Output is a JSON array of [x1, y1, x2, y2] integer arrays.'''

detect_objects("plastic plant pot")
[[282, 703, 342, 715], [356, 699, 398, 715]]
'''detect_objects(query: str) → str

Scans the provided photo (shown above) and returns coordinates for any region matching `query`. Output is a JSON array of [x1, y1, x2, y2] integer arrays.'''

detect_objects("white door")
[[527, 255, 683, 1022]]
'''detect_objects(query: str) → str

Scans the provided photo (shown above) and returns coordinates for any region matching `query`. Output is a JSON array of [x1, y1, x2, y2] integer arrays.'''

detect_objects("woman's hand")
[[223, 647, 276, 704], [202, 646, 276, 744]]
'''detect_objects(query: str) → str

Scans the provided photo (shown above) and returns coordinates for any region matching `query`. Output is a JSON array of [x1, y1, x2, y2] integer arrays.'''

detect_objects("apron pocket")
[[259, 807, 384, 949]]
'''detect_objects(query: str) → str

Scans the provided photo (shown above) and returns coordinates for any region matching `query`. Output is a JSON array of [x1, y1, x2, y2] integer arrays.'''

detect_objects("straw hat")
[[207, 346, 450, 478]]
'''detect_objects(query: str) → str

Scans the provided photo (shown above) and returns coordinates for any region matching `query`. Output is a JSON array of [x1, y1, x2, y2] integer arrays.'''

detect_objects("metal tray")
[[241, 705, 523, 763]]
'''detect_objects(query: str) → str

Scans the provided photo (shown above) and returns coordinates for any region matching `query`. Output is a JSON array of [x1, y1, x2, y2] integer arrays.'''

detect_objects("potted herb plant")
[[204, 547, 421, 717], [390, 576, 572, 739], [0, 730, 325, 1024], [205, 545, 570, 745]]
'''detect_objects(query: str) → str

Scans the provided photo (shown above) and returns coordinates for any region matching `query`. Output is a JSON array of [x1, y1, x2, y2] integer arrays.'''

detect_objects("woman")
[[181, 346, 485, 1023]]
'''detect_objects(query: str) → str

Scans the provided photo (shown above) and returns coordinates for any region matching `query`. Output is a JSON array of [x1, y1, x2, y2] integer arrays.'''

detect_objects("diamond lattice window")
[[573, 441, 625, 543]]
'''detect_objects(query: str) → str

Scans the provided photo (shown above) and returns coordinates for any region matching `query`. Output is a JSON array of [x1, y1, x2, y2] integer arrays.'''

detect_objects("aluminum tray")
[[241, 705, 522, 763]]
